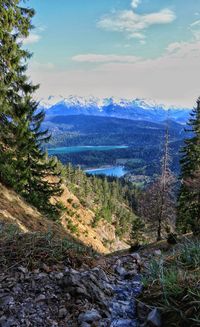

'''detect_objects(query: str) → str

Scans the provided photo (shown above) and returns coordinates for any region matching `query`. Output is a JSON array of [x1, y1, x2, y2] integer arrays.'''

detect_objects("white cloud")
[[131, 0, 141, 9], [29, 61, 55, 71], [72, 54, 140, 63], [190, 20, 200, 40], [97, 7, 176, 40], [29, 40, 200, 108], [22, 33, 41, 45]]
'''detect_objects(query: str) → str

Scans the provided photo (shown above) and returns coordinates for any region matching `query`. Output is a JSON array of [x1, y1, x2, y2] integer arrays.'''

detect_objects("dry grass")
[[0, 182, 129, 254], [0, 230, 97, 271]]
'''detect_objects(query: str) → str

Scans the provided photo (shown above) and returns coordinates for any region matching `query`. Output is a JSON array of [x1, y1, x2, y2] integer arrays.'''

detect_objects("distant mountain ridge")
[[40, 95, 191, 123]]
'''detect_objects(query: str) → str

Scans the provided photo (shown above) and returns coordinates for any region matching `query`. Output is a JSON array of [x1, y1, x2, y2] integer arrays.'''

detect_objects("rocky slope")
[[1, 183, 184, 327], [0, 250, 143, 327]]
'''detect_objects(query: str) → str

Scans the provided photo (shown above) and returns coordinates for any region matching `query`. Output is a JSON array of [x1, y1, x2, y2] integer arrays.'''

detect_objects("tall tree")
[[0, 1, 62, 215], [0, 0, 36, 179], [177, 98, 200, 234]]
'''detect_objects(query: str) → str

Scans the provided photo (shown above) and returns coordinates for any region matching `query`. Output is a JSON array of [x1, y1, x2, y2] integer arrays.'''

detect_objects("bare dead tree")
[[138, 119, 177, 241]]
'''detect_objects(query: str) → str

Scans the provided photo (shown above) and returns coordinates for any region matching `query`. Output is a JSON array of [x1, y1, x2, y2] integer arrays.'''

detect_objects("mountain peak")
[[39, 95, 191, 123], [39, 95, 190, 111]]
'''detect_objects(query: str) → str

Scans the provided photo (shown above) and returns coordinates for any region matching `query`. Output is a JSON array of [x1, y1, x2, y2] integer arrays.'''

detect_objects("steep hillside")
[[0, 182, 130, 254], [0, 183, 62, 235]]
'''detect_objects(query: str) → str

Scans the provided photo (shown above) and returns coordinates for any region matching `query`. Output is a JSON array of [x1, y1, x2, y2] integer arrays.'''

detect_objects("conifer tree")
[[177, 98, 200, 234], [0, 1, 36, 175], [0, 1, 62, 215]]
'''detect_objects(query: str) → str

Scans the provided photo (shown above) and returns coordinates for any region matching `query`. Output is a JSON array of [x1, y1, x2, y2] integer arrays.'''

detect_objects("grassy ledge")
[[140, 238, 200, 327]]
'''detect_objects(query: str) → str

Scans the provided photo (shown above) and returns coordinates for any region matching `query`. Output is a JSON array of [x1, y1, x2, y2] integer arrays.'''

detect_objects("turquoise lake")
[[48, 145, 128, 155], [85, 166, 127, 177], [48, 146, 129, 177]]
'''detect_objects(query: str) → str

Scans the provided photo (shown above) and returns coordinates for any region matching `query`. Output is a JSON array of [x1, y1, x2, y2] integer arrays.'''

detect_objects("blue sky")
[[25, 0, 200, 107]]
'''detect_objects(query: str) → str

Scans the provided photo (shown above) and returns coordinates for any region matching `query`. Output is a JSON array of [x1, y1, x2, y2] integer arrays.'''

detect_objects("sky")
[[24, 0, 200, 107]]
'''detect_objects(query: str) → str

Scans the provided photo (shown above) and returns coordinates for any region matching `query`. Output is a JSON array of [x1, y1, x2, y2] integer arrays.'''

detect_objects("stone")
[[35, 294, 46, 302], [92, 267, 109, 283], [58, 307, 68, 318], [55, 272, 64, 280], [115, 266, 127, 277], [130, 253, 142, 265], [0, 295, 15, 307], [81, 323, 91, 327], [0, 316, 7, 325], [18, 266, 28, 274], [42, 263, 51, 273], [78, 309, 102, 323], [154, 250, 162, 256], [147, 308, 162, 327]]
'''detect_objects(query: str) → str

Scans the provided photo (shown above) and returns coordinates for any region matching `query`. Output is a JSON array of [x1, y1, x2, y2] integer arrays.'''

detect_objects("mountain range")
[[40, 96, 191, 124]]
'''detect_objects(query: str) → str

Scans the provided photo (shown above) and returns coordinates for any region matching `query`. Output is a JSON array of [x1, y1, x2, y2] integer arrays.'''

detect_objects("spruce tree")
[[177, 97, 200, 234], [0, 0, 36, 179], [0, 1, 62, 216]]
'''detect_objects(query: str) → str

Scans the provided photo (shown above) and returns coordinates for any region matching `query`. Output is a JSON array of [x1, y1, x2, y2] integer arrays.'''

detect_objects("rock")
[[0, 316, 7, 325], [0, 295, 15, 307], [115, 266, 127, 277], [42, 263, 50, 273], [154, 250, 162, 256], [0, 317, 17, 327], [18, 266, 28, 274], [80, 323, 91, 327], [35, 294, 46, 302], [78, 309, 102, 323], [58, 307, 68, 318], [130, 253, 142, 265], [92, 267, 109, 283], [54, 272, 64, 280], [147, 308, 162, 327]]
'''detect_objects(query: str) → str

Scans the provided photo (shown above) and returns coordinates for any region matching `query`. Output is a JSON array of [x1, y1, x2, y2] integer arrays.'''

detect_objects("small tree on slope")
[[139, 123, 176, 241]]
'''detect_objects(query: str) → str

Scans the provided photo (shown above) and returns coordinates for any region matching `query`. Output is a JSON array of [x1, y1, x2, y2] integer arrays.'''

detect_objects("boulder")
[[147, 308, 162, 327], [78, 309, 102, 323]]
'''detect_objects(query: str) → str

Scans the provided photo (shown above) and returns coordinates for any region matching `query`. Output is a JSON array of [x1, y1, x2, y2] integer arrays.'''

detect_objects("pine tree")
[[177, 98, 200, 234], [0, 0, 36, 179], [0, 1, 62, 215]]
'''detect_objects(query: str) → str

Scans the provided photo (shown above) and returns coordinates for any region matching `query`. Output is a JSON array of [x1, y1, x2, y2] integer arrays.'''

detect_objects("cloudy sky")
[[26, 0, 200, 107]]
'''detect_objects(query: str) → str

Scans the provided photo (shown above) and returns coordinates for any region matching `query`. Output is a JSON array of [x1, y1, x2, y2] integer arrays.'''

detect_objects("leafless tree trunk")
[[138, 119, 177, 241]]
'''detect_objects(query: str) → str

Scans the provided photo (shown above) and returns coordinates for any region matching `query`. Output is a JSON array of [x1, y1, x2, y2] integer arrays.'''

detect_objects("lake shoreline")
[[48, 145, 129, 155], [85, 165, 127, 178]]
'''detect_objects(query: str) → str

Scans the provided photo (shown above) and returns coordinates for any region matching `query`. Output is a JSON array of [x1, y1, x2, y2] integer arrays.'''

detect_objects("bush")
[[72, 203, 80, 209], [67, 220, 78, 234]]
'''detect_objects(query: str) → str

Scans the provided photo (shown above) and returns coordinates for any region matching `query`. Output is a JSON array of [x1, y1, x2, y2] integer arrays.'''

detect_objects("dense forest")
[[58, 163, 140, 239], [45, 115, 185, 177]]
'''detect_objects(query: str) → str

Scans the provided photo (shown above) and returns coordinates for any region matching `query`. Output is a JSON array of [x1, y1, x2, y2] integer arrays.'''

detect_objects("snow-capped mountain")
[[39, 95, 191, 123]]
